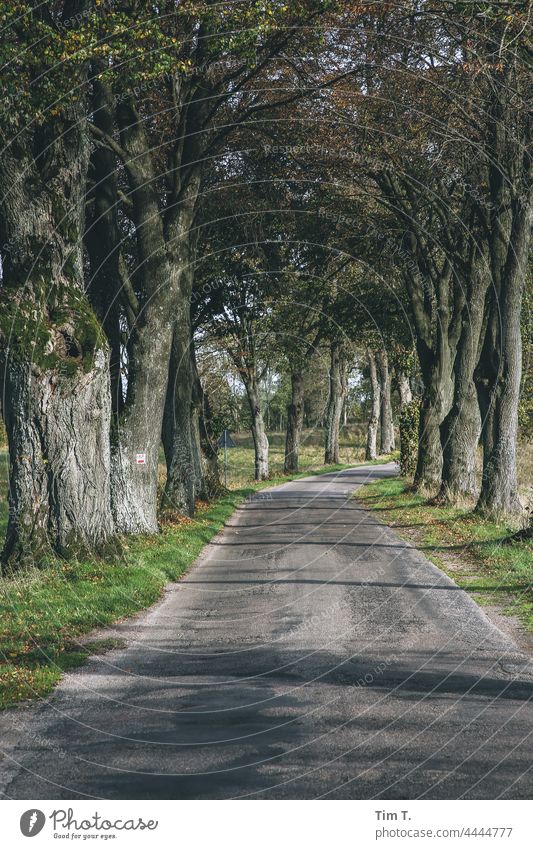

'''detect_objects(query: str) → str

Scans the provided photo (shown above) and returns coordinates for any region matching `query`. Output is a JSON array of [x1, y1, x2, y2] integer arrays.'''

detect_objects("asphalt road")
[[1, 464, 532, 800]]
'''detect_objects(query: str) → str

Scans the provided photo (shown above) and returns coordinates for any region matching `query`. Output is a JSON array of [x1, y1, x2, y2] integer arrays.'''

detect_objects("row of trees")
[[190, 159, 406, 477], [0, 0, 341, 567], [0, 1, 531, 571]]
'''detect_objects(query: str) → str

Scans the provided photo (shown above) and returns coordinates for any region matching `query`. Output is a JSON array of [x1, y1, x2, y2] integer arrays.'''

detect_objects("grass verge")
[[0, 460, 377, 710], [356, 477, 533, 634]]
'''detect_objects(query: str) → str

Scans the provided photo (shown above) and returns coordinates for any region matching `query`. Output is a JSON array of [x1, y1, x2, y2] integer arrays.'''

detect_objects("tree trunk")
[[108, 98, 201, 532], [284, 371, 304, 473], [397, 371, 413, 408], [110, 260, 178, 533], [191, 348, 221, 498], [377, 349, 395, 454], [161, 301, 196, 516], [244, 380, 269, 480], [189, 389, 205, 499], [324, 343, 348, 464], [2, 348, 115, 569], [366, 349, 380, 461], [86, 71, 124, 416], [0, 120, 116, 568], [413, 336, 455, 493], [475, 199, 532, 519], [438, 257, 488, 503], [414, 390, 445, 492], [472, 63, 533, 521], [439, 385, 480, 503], [476, 340, 523, 520]]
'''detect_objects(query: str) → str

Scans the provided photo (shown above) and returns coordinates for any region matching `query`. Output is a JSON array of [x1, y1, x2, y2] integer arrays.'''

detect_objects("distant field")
[[223, 426, 369, 487]]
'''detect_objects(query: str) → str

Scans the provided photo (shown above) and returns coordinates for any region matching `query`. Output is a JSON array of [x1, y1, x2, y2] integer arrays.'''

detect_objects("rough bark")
[[413, 327, 456, 493], [161, 300, 195, 516], [414, 377, 449, 492], [396, 371, 413, 408], [244, 378, 269, 480], [189, 384, 205, 499], [284, 371, 304, 473], [0, 103, 116, 567], [324, 343, 348, 465], [439, 380, 481, 502], [107, 98, 201, 533], [86, 71, 124, 416], [190, 346, 221, 498], [473, 72, 532, 520], [475, 197, 532, 519], [438, 254, 488, 503], [376, 349, 395, 454], [162, 235, 219, 511], [2, 349, 115, 568], [366, 349, 380, 461], [110, 262, 179, 533]]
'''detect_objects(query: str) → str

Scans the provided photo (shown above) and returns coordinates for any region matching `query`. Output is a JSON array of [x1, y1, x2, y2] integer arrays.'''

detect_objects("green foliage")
[[390, 344, 417, 377], [0, 1, 187, 129], [399, 399, 420, 478]]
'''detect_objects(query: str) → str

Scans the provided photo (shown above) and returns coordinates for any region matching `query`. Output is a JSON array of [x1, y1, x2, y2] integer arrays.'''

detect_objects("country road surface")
[[1, 464, 532, 800]]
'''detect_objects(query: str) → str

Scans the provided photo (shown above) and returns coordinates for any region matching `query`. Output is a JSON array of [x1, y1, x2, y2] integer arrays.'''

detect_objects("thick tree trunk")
[[86, 71, 124, 415], [476, 346, 523, 520], [438, 259, 488, 503], [2, 347, 115, 568], [413, 338, 455, 493], [163, 230, 207, 513], [414, 392, 445, 491], [377, 350, 395, 454], [471, 73, 533, 522], [284, 371, 304, 473], [252, 413, 269, 480], [475, 201, 532, 519], [110, 260, 178, 533], [162, 299, 195, 516], [0, 95, 116, 567], [366, 349, 380, 461], [108, 98, 201, 532], [439, 382, 481, 503], [324, 343, 348, 465]]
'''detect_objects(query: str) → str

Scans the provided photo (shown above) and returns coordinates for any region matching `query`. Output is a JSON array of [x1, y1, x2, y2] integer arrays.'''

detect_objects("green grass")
[[0, 442, 384, 710], [357, 477, 533, 632], [0, 488, 249, 708]]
